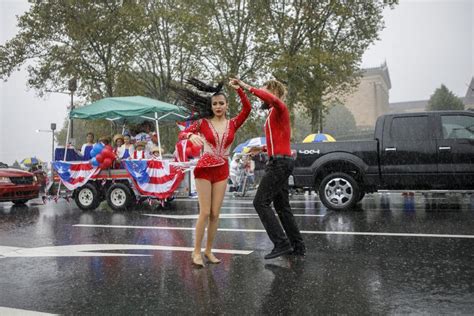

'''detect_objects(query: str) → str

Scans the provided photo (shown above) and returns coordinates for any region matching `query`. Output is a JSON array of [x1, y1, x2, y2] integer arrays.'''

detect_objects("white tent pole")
[[155, 112, 163, 160], [63, 119, 71, 161], [56, 118, 71, 200]]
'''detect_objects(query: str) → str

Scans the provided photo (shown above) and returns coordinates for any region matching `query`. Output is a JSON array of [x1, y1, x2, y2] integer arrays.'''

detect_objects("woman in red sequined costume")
[[175, 78, 251, 267]]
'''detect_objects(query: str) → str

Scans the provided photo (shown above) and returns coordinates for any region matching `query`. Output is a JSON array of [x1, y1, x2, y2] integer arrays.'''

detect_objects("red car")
[[0, 166, 40, 204]]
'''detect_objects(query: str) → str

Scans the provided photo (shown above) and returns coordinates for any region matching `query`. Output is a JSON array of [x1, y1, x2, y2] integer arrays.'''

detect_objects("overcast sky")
[[0, 0, 473, 165]]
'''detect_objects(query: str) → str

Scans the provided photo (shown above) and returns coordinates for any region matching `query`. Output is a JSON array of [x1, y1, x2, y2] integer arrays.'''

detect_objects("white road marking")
[[0, 244, 253, 258], [142, 213, 324, 219], [73, 224, 474, 239], [220, 206, 314, 210], [0, 307, 57, 315], [177, 198, 318, 204]]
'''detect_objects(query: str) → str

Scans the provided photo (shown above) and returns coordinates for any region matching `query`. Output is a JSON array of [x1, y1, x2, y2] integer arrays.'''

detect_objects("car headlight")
[[0, 177, 12, 184]]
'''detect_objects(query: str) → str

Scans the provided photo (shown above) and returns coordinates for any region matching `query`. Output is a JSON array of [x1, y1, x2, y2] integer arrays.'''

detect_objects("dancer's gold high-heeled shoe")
[[191, 253, 205, 267], [204, 252, 221, 264]]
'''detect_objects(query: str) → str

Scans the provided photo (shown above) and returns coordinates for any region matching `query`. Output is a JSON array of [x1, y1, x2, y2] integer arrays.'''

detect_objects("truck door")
[[436, 113, 474, 189], [380, 114, 438, 188]]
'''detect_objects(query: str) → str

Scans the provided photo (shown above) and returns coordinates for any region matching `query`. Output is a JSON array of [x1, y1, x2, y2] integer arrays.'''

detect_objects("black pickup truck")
[[291, 111, 474, 210]]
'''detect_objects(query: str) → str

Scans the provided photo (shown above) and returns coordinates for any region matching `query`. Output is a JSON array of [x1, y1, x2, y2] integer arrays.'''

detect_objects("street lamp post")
[[50, 123, 56, 161], [36, 122, 56, 161], [68, 78, 77, 142]]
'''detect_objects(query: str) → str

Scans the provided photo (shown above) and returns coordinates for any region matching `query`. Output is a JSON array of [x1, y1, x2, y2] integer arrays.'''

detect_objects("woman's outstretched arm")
[[232, 87, 252, 129], [233, 79, 286, 111]]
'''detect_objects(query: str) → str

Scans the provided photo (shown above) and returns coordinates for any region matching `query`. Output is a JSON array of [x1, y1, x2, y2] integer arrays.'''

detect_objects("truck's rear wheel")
[[74, 183, 101, 211], [106, 183, 134, 211], [319, 172, 360, 211]]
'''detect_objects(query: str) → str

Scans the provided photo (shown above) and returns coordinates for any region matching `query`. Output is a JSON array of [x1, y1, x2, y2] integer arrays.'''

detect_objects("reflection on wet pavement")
[[0, 193, 473, 314]]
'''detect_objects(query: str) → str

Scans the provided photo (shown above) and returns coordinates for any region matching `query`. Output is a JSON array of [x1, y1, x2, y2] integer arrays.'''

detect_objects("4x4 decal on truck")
[[298, 149, 320, 155]]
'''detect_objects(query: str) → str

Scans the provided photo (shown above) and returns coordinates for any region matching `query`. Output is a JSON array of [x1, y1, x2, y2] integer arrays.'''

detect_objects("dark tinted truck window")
[[441, 115, 474, 139], [390, 116, 429, 140]]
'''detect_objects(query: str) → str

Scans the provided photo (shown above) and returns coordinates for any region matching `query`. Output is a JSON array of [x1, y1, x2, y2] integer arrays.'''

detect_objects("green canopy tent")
[[65, 96, 190, 160]]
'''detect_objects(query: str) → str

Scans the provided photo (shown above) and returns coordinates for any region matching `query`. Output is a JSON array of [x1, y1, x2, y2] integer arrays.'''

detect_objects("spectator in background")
[[243, 154, 255, 187], [33, 164, 47, 192], [113, 134, 124, 153], [99, 136, 111, 146], [81, 132, 95, 160], [229, 155, 241, 191], [118, 134, 134, 160], [146, 132, 159, 155], [252, 152, 268, 187], [112, 134, 124, 168], [150, 146, 162, 159], [134, 121, 154, 145], [132, 141, 148, 159]]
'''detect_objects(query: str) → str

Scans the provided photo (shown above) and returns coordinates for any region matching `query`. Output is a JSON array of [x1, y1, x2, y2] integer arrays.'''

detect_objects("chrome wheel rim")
[[324, 177, 353, 207]]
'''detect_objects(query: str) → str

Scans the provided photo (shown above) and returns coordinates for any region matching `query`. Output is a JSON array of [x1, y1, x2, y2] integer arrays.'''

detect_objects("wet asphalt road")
[[0, 192, 473, 315]]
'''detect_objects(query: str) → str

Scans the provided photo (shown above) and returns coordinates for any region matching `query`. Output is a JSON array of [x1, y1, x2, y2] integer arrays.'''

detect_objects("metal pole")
[[68, 78, 76, 141], [63, 119, 71, 161], [51, 131, 54, 161], [56, 119, 71, 200], [154, 112, 163, 160], [50, 123, 56, 162], [70, 92, 74, 139]]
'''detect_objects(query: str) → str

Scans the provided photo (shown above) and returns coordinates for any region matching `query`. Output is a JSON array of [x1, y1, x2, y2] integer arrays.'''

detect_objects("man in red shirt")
[[233, 78, 305, 259]]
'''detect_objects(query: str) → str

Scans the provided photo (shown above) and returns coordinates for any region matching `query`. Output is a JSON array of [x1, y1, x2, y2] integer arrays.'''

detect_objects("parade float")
[[50, 96, 200, 211]]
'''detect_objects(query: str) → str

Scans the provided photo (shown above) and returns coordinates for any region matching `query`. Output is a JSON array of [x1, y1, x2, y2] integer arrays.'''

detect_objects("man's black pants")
[[253, 157, 304, 249]]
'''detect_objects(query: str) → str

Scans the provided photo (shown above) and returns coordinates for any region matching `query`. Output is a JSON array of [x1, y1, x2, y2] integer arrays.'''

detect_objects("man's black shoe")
[[291, 247, 306, 256], [291, 244, 306, 256], [264, 245, 293, 259]]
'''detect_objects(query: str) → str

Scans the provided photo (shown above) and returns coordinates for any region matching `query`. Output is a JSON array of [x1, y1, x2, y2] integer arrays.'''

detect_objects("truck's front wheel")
[[319, 172, 360, 211]]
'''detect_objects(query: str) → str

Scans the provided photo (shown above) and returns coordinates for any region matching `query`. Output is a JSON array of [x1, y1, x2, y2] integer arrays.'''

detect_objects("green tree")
[[261, 0, 395, 131], [323, 103, 357, 137], [130, 0, 206, 101], [1, 1, 395, 151], [292, 104, 312, 143], [0, 1, 144, 99], [192, 0, 270, 146], [426, 84, 465, 111]]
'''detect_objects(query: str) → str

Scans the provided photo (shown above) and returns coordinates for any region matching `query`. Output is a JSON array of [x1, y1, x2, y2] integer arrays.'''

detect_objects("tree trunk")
[[310, 98, 323, 133]]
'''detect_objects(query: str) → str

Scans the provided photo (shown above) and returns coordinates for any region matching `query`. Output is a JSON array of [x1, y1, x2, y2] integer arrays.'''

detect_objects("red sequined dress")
[[178, 88, 251, 170]]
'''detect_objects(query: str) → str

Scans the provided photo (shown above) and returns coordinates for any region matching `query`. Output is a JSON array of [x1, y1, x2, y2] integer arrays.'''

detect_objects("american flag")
[[124, 159, 184, 200], [176, 114, 195, 131], [174, 139, 189, 162], [52, 161, 100, 190], [176, 120, 192, 131]]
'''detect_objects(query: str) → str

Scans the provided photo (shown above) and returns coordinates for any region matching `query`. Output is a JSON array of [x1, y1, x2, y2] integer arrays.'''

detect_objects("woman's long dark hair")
[[172, 78, 226, 119]]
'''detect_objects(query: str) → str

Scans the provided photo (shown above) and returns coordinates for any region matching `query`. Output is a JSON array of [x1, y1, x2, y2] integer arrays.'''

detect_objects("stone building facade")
[[388, 77, 474, 113], [341, 62, 391, 129], [341, 62, 472, 128]]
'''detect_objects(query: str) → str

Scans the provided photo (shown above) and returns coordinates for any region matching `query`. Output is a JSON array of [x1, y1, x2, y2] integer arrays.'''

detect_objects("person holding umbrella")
[[231, 78, 305, 259]]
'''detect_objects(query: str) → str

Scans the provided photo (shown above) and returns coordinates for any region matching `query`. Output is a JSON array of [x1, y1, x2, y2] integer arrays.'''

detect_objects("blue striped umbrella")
[[20, 157, 43, 166], [302, 133, 336, 143], [233, 137, 266, 153]]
